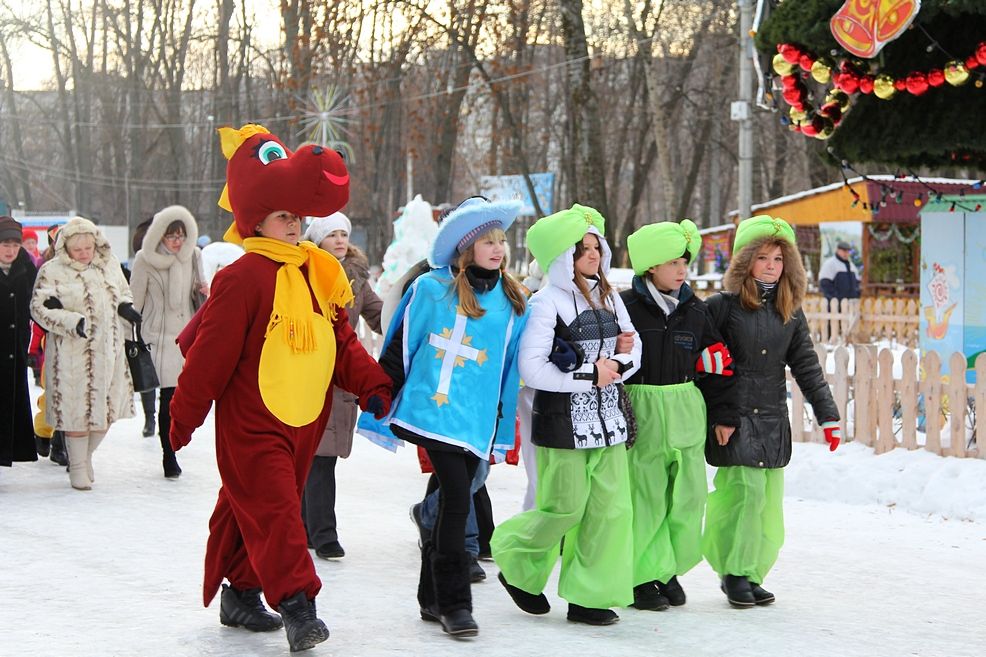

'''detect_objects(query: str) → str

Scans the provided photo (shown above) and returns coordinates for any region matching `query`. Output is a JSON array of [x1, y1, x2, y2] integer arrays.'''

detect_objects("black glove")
[[118, 302, 142, 324], [365, 394, 391, 420], [43, 297, 63, 310], [75, 318, 87, 338]]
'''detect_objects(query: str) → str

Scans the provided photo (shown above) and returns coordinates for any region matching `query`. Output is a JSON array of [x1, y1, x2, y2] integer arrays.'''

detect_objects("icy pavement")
[[1, 410, 984, 657]]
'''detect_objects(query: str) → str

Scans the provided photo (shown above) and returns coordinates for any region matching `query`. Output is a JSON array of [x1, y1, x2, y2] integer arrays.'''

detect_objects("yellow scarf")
[[243, 237, 354, 350], [243, 237, 354, 426]]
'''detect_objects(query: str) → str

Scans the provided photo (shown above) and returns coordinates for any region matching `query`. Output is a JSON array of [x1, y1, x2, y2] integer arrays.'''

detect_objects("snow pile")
[[783, 441, 986, 522], [375, 194, 436, 299]]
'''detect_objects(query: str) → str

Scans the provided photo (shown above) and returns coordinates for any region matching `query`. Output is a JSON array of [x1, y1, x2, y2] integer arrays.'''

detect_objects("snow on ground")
[[1, 407, 984, 657]]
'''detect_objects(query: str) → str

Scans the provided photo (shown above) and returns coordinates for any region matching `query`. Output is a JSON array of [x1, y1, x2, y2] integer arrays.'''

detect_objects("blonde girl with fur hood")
[[129, 205, 207, 479], [701, 215, 840, 608], [30, 217, 139, 490]]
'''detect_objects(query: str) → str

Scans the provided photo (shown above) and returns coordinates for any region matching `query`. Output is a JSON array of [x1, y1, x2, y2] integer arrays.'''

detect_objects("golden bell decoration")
[[772, 53, 794, 76], [811, 60, 832, 84], [944, 60, 970, 86], [873, 74, 897, 100]]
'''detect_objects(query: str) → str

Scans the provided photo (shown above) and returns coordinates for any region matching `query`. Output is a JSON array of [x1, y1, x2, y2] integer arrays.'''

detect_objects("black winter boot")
[[160, 433, 181, 479], [35, 435, 51, 457], [497, 572, 549, 615], [141, 391, 156, 437], [432, 550, 478, 637], [657, 576, 687, 607], [750, 582, 775, 605], [418, 542, 438, 621], [219, 584, 283, 632], [631, 582, 670, 611], [49, 431, 68, 467], [277, 591, 330, 652], [721, 575, 756, 608], [468, 554, 486, 583], [567, 603, 619, 626]]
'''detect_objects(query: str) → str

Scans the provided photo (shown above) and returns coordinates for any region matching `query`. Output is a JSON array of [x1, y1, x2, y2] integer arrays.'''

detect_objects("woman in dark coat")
[[0, 217, 39, 467], [702, 215, 841, 609]]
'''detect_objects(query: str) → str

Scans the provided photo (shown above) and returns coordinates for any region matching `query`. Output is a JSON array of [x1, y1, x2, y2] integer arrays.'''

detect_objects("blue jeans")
[[420, 458, 489, 556]]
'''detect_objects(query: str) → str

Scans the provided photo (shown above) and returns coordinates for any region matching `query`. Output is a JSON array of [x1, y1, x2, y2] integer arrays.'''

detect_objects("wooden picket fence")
[[802, 297, 920, 347], [790, 345, 984, 458]]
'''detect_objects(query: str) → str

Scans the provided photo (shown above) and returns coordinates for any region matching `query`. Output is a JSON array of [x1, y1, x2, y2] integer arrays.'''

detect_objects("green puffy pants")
[[626, 382, 708, 587], [491, 443, 633, 609], [702, 466, 784, 584]]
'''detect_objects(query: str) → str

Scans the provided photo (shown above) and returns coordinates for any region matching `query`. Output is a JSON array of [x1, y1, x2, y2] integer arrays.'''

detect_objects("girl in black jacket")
[[620, 220, 738, 611], [702, 216, 840, 609]]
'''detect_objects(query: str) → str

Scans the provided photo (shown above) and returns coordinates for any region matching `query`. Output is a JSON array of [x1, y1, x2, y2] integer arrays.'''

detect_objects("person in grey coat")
[[301, 212, 383, 559]]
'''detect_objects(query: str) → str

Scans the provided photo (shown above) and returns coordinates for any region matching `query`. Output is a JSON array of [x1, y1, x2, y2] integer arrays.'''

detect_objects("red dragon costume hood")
[[218, 124, 350, 243]]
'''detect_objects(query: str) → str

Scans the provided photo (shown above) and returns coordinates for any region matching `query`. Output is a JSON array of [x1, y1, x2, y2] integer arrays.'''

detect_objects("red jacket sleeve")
[[330, 306, 393, 408], [170, 268, 252, 431]]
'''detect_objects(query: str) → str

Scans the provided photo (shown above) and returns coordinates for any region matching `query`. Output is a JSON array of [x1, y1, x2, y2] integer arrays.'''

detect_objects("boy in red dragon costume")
[[169, 124, 392, 652]]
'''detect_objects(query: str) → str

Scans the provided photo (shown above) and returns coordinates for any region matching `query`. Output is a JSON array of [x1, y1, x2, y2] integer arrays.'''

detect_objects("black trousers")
[[153, 387, 177, 463], [426, 449, 480, 554], [302, 455, 339, 548]]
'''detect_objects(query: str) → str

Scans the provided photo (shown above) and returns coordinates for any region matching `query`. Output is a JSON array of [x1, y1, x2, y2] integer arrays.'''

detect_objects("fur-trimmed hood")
[[340, 243, 370, 288], [53, 217, 116, 271], [140, 205, 199, 267], [724, 235, 806, 310]]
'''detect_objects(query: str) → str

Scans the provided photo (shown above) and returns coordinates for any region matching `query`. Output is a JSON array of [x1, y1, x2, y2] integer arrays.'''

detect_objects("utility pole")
[[732, 0, 755, 221]]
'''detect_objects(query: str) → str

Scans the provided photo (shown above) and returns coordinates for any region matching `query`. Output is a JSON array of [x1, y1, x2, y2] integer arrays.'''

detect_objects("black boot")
[[160, 433, 181, 478], [418, 542, 439, 622], [657, 576, 687, 607], [497, 572, 549, 615], [277, 591, 330, 652], [35, 435, 51, 457], [631, 581, 670, 611], [750, 582, 775, 605], [49, 431, 68, 467], [141, 391, 156, 437], [432, 550, 478, 637], [219, 583, 283, 632], [721, 575, 756, 608], [567, 603, 619, 625], [468, 553, 486, 583]]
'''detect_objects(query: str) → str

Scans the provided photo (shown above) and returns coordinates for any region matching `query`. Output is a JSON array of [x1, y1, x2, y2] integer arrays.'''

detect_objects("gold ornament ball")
[[772, 53, 794, 76], [873, 74, 897, 100], [789, 107, 808, 123], [826, 90, 850, 110], [944, 61, 970, 86], [811, 61, 832, 84]]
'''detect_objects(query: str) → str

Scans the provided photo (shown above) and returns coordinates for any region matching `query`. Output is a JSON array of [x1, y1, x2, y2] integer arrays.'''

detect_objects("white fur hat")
[[304, 212, 352, 245]]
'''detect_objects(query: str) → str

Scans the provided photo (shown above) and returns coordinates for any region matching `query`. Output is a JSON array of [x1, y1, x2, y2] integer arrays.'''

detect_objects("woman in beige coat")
[[301, 212, 383, 559], [129, 205, 206, 478], [30, 217, 138, 490]]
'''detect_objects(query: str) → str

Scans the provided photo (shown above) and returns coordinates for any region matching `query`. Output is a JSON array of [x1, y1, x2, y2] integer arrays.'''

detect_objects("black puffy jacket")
[[704, 288, 838, 469]]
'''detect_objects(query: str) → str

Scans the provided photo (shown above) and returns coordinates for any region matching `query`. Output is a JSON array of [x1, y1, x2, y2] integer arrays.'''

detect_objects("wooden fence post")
[[854, 345, 873, 446], [833, 346, 850, 440], [900, 349, 918, 450], [948, 352, 968, 458], [923, 351, 942, 455], [876, 349, 896, 454]]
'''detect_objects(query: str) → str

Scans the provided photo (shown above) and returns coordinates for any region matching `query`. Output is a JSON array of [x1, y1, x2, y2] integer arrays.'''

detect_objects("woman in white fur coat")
[[129, 205, 206, 478], [30, 217, 138, 490]]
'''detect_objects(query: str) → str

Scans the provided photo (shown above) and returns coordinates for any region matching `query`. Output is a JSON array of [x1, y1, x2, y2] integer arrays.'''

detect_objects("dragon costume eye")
[[257, 141, 287, 165]]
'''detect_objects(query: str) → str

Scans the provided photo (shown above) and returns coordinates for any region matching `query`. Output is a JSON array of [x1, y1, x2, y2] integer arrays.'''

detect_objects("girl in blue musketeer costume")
[[357, 196, 528, 639]]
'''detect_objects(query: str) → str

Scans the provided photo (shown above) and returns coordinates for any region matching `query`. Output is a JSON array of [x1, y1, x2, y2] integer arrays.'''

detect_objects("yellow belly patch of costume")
[[258, 314, 335, 426]]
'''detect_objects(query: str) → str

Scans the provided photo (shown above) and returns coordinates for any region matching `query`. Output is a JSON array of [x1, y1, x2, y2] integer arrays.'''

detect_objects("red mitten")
[[170, 419, 194, 452], [820, 421, 841, 451], [697, 342, 734, 376]]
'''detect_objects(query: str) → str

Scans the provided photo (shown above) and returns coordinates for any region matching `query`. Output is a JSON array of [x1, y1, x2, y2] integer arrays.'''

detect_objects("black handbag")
[[126, 321, 160, 393]]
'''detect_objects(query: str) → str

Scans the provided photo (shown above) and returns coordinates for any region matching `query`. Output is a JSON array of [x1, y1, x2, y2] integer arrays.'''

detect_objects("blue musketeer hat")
[[428, 196, 523, 268]]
